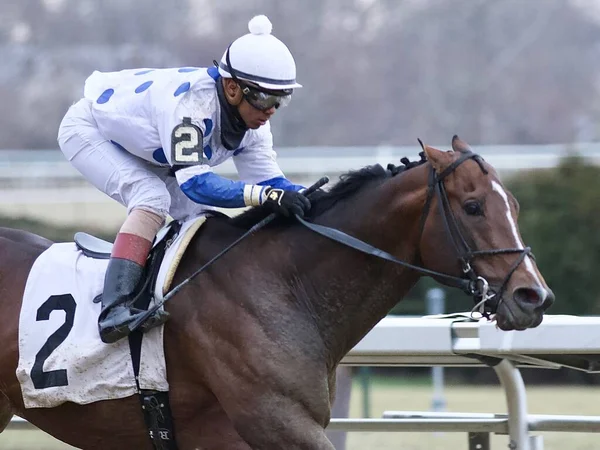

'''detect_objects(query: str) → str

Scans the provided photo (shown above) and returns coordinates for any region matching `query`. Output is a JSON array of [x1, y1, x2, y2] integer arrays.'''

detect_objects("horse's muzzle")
[[495, 286, 555, 331]]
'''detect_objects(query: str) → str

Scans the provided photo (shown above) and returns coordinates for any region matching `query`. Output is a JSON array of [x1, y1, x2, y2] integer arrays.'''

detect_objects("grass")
[[2, 377, 600, 449], [345, 377, 600, 450]]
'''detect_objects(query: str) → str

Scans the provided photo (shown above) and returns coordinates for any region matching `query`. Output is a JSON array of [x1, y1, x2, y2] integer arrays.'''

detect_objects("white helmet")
[[218, 15, 302, 91]]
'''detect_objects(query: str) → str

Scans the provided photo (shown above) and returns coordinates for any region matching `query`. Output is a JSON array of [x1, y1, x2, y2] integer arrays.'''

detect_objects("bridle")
[[295, 150, 532, 317], [417, 150, 532, 315]]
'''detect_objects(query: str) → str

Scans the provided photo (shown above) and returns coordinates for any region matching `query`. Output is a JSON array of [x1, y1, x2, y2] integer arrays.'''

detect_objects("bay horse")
[[0, 137, 553, 449]]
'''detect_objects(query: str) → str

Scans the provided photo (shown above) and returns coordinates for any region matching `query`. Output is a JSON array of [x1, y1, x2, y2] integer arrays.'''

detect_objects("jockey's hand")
[[263, 188, 311, 217]]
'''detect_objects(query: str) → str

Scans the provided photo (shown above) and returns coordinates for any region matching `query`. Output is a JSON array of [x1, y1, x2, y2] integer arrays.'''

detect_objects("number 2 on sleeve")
[[171, 117, 205, 164]]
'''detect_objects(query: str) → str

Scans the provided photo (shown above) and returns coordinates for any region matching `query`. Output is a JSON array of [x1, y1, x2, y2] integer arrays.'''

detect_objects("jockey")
[[57, 15, 310, 344]]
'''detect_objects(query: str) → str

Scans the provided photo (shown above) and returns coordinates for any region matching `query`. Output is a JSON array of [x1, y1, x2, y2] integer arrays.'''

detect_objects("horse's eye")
[[464, 201, 483, 216]]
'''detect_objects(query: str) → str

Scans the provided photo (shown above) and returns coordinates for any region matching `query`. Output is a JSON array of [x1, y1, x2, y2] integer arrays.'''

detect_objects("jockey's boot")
[[98, 257, 170, 344]]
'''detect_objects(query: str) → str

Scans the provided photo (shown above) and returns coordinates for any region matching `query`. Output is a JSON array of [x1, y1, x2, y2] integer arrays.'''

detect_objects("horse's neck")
[[185, 166, 428, 370], [286, 170, 427, 367], [294, 245, 420, 367]]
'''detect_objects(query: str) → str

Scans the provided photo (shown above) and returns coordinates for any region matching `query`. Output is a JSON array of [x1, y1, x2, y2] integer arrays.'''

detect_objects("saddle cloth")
[[16, 217, 206, 409]]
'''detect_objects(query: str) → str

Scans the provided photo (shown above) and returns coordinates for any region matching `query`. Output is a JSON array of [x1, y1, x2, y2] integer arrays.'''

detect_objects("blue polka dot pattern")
[[178, 68, 199, 73], [204, 145, 212, 160], [135, 81, 153, 93], [174, 82, 191, 97], [97, 89, 114, 104], [203, 118, 213, 136], [233, 147, 245, 156], [110, 140, 126, 151], [135, 69, 154, 75], [153, 148, 168, 164]]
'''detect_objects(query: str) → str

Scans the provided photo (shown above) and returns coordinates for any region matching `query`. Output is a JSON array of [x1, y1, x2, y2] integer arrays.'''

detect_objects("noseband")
[[296, 151, 532, 317]]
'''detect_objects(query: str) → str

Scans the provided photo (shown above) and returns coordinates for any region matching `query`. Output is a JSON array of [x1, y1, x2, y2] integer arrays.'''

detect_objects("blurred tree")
[[507, 154, 600, 315], [2, 0, 600, 148]]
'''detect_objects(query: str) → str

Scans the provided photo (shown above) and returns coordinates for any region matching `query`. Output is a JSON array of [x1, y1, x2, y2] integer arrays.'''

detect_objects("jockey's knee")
[[57, 99, 94, 153]]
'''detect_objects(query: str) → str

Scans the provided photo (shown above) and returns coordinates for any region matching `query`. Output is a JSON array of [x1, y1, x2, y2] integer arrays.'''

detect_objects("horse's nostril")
[[513, 287, 546, 306]]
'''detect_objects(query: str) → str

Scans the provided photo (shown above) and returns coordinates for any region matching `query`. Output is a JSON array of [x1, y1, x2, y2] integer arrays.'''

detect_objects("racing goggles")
[[240, 84, 292, 111]]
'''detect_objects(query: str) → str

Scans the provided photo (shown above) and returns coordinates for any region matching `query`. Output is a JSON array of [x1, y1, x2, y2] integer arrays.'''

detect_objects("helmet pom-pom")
[[248, 15, 273, 35]]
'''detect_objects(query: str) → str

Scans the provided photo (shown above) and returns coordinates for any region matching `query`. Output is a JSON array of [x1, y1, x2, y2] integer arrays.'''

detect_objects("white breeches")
[[57, 99, 207, 221]]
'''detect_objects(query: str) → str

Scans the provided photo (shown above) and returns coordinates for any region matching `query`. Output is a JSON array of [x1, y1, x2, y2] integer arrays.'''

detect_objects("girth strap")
[[126, 224, 180, 449]]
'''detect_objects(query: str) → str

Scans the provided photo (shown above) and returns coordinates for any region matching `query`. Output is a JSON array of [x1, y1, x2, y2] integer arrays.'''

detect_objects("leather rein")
[[130, 154, 531, 332], [296, 151, 531, 317]]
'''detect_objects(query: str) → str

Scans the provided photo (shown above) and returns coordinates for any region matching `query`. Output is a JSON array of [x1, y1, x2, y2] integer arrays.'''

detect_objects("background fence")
[[3, 143, 600, 230]]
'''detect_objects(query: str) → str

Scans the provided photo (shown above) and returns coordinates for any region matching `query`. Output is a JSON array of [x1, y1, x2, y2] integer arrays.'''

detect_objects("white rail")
[[2, 142, 600, 185], [8, 314, 600, 450]]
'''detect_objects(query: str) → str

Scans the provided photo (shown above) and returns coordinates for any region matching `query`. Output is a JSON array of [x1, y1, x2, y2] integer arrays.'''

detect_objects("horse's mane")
[[228, 153, 427, 230]]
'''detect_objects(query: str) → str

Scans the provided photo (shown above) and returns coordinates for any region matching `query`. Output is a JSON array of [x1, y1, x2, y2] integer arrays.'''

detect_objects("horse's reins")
[[129, 151, 531, 332], [298, 150, 531, 317]]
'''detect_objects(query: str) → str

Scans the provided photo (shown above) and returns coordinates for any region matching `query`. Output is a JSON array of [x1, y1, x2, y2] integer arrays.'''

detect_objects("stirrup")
[[138, 308, 170, 332], [99, 305, 170, 344]]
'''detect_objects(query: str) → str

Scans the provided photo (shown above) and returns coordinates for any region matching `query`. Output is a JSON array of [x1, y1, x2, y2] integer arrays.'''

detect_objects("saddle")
[[75, 220, 180, 261], [75, 220, 180, 300], [74, 221, 182, 450]]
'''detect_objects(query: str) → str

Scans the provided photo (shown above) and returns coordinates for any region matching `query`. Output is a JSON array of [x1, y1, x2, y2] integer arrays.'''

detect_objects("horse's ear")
[[423, 144, 454, 172], [451, 135, 471, 153]]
